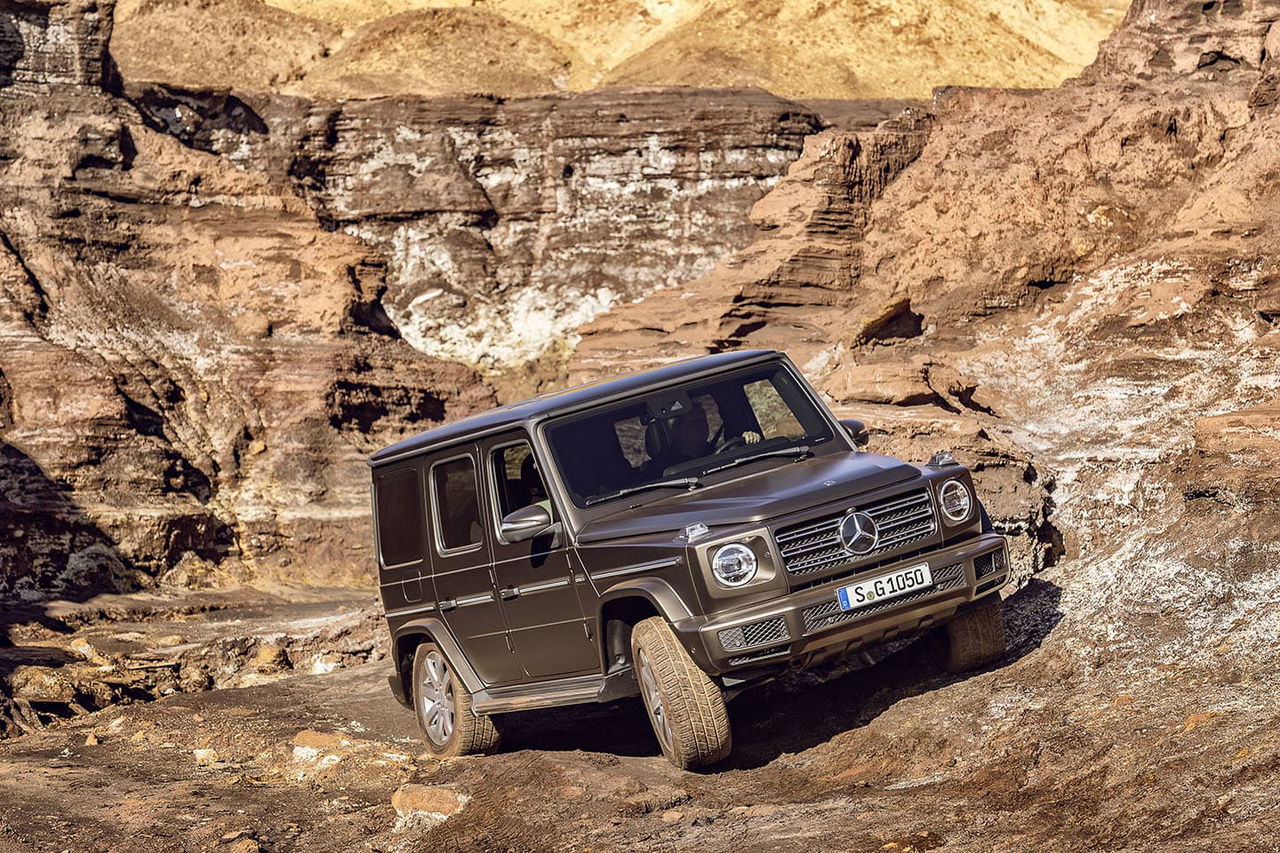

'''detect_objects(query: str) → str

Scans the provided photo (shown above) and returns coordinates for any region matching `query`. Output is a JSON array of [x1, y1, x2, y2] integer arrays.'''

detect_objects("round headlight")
[[710, 543, 758, 588], [939, 479, 973, 523]]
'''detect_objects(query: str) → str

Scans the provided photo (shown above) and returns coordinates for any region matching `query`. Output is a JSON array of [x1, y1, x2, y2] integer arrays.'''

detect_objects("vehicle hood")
[[576, 451, 920, 544]]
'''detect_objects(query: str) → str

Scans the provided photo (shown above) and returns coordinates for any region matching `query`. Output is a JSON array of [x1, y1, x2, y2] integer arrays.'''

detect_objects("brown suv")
[[370, 350, 1010, 768]]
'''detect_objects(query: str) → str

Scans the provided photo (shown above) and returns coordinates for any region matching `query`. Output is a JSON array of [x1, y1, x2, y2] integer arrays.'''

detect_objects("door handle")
[[437, 598, 457, 612], [499, 586, 519, 601]]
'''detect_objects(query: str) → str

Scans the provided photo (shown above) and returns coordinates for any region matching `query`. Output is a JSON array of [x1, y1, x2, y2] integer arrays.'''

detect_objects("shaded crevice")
[[857, 298, 924, 345], [326, 379, 447, 435], [123, 82, 268, 154], [0, 229, 49, 322]]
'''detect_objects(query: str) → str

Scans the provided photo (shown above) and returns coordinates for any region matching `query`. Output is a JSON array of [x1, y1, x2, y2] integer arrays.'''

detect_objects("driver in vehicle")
[[648, 400, 761, 474]]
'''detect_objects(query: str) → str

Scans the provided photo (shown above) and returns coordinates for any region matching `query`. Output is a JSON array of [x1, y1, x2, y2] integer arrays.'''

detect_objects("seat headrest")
[[644, 419, 669, 459]]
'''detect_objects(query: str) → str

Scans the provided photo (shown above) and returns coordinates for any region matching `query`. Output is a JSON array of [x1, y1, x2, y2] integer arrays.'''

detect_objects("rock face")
[[224, 87, 821, 378], [570, 112, 936, 379], [118, 83, 829, 386], [0, 0, 492, 595]]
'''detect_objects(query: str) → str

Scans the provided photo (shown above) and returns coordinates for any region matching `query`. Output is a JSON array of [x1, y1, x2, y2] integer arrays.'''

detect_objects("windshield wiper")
[[584, 477, 702, 507], [701, 445, 812, 476]]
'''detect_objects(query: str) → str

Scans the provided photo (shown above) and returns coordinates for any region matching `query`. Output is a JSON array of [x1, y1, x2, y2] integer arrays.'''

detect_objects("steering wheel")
[[716, 433, 749, 452]]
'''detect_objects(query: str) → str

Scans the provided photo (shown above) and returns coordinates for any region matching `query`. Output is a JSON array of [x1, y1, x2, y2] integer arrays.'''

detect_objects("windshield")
[[545, 362, 837, 508]]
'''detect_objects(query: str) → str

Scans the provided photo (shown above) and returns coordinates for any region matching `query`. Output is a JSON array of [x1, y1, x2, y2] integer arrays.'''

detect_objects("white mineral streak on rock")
[[959, 258, 1280, 670]]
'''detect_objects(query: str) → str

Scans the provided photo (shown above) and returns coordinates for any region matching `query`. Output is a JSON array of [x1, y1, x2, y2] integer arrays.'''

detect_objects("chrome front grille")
[[718, 617, 790, 652], [775, 487, 937, 577], [801, 561, 967, 634]]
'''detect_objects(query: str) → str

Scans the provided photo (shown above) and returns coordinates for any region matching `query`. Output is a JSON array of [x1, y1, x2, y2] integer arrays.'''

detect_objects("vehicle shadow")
[[497, 578, 1064, 766], [493, 689, 660, 758], [724, 577, 1064, 770]]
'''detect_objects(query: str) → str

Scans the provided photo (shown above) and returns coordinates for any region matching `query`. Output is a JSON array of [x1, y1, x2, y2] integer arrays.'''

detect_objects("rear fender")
[[391, 616, 486, 697]]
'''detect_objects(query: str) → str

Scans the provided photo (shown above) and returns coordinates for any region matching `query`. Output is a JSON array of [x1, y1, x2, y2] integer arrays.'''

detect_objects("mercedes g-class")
[[370, 350, 1010, 768]]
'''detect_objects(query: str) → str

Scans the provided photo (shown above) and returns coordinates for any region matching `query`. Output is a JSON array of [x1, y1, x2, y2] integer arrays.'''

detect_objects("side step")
[[471, 668, 638, 714], [472, 674, 603, 714]]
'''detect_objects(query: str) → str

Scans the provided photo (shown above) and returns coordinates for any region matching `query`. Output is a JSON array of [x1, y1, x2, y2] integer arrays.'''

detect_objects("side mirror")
[[840, 418, 870, 448], [500, 504, 554, 543]]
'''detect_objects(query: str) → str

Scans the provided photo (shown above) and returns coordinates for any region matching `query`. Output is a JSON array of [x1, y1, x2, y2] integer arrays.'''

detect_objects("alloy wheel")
[[419, 649, 456, 746], [637, 647, 674, 754]]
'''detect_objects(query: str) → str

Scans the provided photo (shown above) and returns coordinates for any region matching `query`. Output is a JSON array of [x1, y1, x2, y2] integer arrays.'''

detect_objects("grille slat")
[[801, 561, 967, 634], [774, 518, 841, 544], [775, 487, 938, 577]]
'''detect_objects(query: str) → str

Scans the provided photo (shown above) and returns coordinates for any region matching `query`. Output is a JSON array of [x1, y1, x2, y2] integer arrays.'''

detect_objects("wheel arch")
[[596, 579, 692, 672], [390, 616, 486, 698]]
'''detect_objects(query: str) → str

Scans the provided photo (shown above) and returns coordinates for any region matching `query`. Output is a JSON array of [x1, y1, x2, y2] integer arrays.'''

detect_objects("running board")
[[471, 669, 639, 714], [472, 674, 603, 714]]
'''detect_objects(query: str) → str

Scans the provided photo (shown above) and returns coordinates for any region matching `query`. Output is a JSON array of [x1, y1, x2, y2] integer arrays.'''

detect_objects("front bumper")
[[673, 533, 1010, 677]]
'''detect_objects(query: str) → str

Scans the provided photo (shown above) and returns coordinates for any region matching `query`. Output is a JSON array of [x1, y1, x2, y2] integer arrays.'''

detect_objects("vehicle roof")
[[368, 349, 782, 468]]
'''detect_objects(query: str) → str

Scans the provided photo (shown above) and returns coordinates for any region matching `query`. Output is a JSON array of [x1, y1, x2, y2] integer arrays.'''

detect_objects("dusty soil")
[[1, 574, 1274, 851], [109, 0, 1127, 99], [5, 0, 1280, 850]]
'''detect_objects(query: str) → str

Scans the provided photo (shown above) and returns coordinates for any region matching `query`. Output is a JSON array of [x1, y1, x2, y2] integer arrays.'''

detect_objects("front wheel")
[[630, 617, 732, 769], [944, 599, 1007, 673], [412, 642, 500, 757]]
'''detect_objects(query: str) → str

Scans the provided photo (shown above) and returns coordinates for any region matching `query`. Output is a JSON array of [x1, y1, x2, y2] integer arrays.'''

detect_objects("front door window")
[[492, 442, 554, 526]]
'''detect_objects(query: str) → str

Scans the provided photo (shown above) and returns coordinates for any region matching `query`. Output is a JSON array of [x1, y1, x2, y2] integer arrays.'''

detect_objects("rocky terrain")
[[110, 0, 1128, 100], [0, 0, 835, 604], [5, 0, 1280, 850]]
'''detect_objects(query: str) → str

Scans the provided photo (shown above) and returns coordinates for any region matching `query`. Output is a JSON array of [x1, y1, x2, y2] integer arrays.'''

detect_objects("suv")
[[370, 350, 1010, 768]]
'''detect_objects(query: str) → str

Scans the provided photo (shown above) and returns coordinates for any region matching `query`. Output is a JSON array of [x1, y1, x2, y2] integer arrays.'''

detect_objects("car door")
[[426, 447, 523, 686], [484, 434, 600, 679]]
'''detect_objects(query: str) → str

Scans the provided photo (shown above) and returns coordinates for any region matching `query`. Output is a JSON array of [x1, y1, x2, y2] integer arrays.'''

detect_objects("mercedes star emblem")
[[838, 511, 879, 555]]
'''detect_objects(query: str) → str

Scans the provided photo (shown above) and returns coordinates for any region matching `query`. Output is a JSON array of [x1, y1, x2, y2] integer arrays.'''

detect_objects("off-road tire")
[[411, 642, 500, 758], [630, 616, 732, 769], [944, 598, 1007, 673]]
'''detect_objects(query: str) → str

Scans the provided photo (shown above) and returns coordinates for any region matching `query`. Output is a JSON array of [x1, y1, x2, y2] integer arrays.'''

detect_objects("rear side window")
[[431, 456, 483, 552], [375, 468, 425, 566]]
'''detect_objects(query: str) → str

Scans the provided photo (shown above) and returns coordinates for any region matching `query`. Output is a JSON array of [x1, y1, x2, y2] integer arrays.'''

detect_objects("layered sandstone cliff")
[[0, 0, 494, 594]]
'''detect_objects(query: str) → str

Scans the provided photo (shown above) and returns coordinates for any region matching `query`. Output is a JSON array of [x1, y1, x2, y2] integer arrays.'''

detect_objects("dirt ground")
[[1, 567, 1276, 852]]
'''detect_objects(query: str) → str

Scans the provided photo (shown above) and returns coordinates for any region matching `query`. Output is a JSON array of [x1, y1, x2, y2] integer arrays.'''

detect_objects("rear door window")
[[430, 455, 484, 553]]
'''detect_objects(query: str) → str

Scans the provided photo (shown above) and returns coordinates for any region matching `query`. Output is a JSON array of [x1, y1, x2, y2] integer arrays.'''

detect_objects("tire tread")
[[631, 616, 731, 769], [945, 599, 1007, 673]]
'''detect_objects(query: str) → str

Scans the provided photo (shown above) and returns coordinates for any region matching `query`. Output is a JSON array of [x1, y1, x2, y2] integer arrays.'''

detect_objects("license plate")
[[836, 563, 933, 612]]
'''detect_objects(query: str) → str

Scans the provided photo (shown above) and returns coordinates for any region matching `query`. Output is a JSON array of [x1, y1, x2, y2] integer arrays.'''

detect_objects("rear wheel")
[[944, 598, 1007, 673], [412, 642, 500, 757], [631, 616, 731, 769]]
